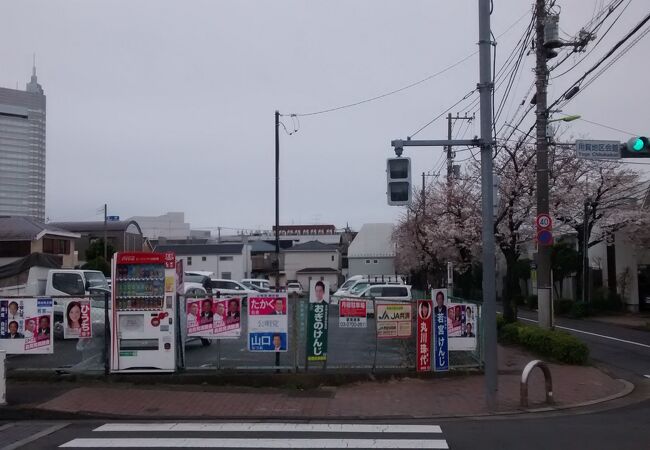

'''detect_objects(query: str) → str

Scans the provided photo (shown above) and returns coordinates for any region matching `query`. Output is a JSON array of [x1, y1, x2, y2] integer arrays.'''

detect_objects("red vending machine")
[[110, 251, 177, 373]]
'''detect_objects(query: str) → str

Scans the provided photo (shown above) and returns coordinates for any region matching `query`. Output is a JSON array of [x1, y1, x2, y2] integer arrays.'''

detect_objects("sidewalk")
[[10, 345, 630, 420], [587, 314, 650, 330]]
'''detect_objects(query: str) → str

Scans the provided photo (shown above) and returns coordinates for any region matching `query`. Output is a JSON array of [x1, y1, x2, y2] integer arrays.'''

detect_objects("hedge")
[[497, 319, 589, 365]]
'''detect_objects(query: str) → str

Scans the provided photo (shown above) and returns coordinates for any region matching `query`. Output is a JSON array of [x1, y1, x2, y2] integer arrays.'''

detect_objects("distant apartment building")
[[0, 66, 46, 222], [128, 212, 191, 239]]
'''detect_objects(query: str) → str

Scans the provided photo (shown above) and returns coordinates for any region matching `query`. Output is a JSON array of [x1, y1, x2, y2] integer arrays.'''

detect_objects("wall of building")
[[178, 253, 245, 280], [284, 251, 339, 281], [348, 257, 395, 277], [129, 212, 191, 239]]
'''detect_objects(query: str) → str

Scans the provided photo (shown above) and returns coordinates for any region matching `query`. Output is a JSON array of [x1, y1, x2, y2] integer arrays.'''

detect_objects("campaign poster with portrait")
[[248, 294, 288, 352], [431, 288, 478, 351], [309, 279, 330, 304], [0, 298, 53, 354], [186, 297, 241, 339], [416, 300, 433, 372], [63, 298, 92, 339]]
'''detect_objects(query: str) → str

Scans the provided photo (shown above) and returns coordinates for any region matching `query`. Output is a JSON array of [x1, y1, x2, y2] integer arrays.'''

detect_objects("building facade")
[[0, 67, 46, 222], [154, 243, 246, 280], [283, 240, 341, 290], [347, 223, 396, 276], [128, 212, 191, 239]]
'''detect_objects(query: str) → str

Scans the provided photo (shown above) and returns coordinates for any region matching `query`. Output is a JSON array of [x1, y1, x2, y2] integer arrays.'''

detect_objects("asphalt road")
[[513, 309, 650, 380]]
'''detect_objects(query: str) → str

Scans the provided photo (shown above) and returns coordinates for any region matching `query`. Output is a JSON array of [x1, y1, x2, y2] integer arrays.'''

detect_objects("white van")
[[333, 275, 405, 298], [350, 284, 412, 315]]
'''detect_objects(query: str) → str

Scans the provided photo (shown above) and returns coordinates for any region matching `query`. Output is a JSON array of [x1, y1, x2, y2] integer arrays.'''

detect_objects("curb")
[[0, 379, 636, 422]]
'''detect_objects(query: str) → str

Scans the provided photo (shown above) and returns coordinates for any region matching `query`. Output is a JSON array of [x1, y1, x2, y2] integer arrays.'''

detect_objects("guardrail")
[[520, 359, 554, 407]]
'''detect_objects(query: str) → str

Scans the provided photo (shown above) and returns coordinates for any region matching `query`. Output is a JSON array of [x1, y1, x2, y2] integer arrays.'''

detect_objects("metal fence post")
[[0, 349, 6, 406], [104, 291, 110, 375], [372, 298, 378, 374]]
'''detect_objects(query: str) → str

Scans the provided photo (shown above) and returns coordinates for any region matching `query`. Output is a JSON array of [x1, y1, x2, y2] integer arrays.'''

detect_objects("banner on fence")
[[248, 294, 288, 352], [376, 303, 412, 338], [63, 298, 92, 339], [339, 299, 367, 328], [307, 303, 328, 361], [432, 289, 449, 371], [417, 300, 432, 372], [186, 297, 241, 339], [446, 302, 478, 351], [0, 298, 53, 354]]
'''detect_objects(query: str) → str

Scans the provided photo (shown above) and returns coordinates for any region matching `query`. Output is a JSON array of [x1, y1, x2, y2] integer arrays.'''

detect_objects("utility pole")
[[582, 199, 589, 304], [103, 204, 107, 261], [535, 0, 553, 330], [478, 0, 497, 410], [447, 113, 474, 181], [274, 110, 281, 291]]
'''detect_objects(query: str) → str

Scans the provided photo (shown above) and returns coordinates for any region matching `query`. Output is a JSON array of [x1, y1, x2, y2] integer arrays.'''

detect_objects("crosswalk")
[[59, 422, 449, 449]]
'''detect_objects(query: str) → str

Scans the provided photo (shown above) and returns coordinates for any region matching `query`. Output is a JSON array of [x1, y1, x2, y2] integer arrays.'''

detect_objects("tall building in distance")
[[0, 64, 46, 222]]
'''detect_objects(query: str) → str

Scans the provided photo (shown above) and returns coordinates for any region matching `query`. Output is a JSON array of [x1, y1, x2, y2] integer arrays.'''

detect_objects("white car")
[[241, 278, 272, 292], [210, 279, 258, 297], [348, 284, 412, 315], [287, 282, 303, 296]]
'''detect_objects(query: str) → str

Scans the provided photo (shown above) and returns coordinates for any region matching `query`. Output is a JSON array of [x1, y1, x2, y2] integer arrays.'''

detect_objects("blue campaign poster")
[[433, 304, 449, 372]]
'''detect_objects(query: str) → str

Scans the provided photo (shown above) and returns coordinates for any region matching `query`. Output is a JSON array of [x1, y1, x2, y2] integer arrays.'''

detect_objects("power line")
[[287, 9, 532, 118], [408, 89, 477, 138]]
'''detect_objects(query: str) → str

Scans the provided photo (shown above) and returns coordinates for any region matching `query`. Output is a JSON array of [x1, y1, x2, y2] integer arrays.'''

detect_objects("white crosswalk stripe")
[[59, 422, 450, 449]]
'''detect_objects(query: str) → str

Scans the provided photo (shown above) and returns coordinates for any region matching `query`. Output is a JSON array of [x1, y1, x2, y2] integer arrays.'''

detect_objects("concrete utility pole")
[[274, 110, 281, 291], [535, 0, 553, 330], [478, 0, 497, 410], [103, 204, 108, 261], [447, 113, 473, 181]]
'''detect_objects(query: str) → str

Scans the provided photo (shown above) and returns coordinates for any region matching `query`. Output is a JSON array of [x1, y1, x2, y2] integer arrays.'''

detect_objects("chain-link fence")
[[1, 292, 483, 375]]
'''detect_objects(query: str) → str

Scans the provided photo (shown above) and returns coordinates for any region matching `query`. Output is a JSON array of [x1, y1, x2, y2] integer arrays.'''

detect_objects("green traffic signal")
[[627, 136, 649, 152]]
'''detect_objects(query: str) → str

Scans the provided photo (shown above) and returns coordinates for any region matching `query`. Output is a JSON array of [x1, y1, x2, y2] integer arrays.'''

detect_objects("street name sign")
[[575, 140, 620, 160]]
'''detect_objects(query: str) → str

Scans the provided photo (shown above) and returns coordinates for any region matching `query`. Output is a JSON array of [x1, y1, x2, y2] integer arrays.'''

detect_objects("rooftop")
[[0, 216, 79, 241]]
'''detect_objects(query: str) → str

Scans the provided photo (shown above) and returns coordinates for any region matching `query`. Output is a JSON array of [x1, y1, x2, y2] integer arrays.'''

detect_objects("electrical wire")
[[408, 89, 477, 138]]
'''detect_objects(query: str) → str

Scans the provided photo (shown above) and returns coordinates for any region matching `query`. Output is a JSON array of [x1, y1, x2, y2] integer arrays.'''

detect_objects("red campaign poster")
[[417, 300, 433, 372]]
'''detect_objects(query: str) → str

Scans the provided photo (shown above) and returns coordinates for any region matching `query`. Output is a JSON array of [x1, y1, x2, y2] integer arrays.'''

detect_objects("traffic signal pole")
[[390, 0, 497, 410], [535, 0, 553, 330]]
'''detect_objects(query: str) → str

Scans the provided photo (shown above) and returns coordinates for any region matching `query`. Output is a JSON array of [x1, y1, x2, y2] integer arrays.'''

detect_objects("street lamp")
[[547, 114, 581, 140]]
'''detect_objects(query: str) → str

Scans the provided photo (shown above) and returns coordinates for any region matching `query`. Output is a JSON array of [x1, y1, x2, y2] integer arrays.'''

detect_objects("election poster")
[[186, 297, 241, 339], [309, 279, 330, 304], [63, 298, 92, 339], [446, 302, 479, 351], [432, 289, 449, 371], [339, 299, 367, 328], [416, 300, 432, 372], [0, 298, 53, 354], [307, 303, 328, 362], [248, 294, 288, 352], [376, 303, 412, 338]]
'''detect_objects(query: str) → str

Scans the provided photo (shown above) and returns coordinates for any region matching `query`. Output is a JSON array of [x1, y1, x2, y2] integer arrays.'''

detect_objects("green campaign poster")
[[307, 303, 328, 362]]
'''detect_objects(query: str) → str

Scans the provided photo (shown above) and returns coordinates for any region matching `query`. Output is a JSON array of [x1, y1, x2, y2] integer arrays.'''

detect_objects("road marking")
[[6, 423, 69, 450], [518, 317, 650, 349], [94, 423, 442, 433], [60, 438, 449, 448], [644, 375, 650, 379]]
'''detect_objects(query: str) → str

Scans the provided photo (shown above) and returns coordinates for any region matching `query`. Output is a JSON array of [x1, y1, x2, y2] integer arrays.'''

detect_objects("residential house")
[[0, 216, 79, 268], [283, 240, 340, 291], [154, 243, 246, 280], [347, 223, 396, 276]]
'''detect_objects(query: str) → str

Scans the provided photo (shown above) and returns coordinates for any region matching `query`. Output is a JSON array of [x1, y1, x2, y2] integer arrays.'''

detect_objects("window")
[[0, 241, 30, 257], [373, 260, 378, 264], [52, 273, 85, 295], [366, 286, 383, 297], [219, 256, 233, 261], [187, 257, 192, 266], [331, 255, 335, 262], [382, 286, 408, 297], [202, 256, 207, 261], [365, 259, 370, 264], [42, 238, 70, 255], [221, 272, 232, 280]]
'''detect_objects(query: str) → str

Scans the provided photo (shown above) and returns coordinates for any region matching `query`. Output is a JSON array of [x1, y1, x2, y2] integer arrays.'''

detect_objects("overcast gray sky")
[[2, 0, 648, 233]]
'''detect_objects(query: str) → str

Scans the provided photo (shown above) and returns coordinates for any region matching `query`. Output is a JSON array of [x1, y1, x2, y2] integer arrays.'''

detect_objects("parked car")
[[348, 284, 412, 315], [333, 275, 405, 299], [241, 278, 272, 292], [209, 279, 258, 297], [287, 282, 303, 296], [241, 280, 265, 292]]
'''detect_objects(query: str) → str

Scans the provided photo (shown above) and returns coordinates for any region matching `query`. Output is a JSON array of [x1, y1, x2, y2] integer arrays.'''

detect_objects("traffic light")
[[621, 136, 650, 158], [386, 157, 411, 206]]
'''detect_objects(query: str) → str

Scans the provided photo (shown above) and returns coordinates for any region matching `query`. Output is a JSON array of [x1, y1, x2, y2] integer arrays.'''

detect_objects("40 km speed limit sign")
[[536, 214, 552, 230]]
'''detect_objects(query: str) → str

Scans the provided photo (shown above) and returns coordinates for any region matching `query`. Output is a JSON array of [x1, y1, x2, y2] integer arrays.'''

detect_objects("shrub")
[[591, 288, 622, 312], [525, 295, 538, 310], [553, 298, 573, 315], [569, 302, 589, 318], [496, 320, 589, 365], [496, 314, 507, 332]]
